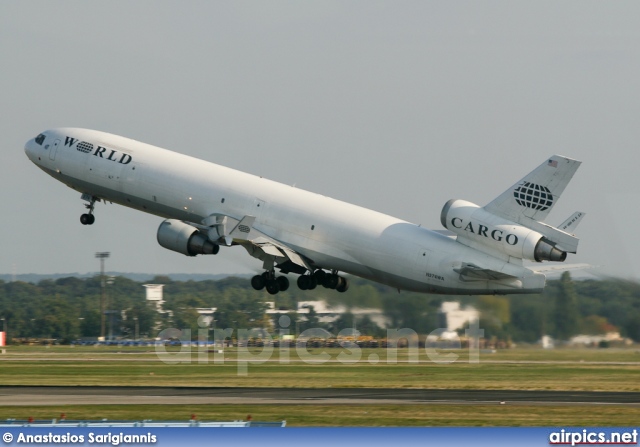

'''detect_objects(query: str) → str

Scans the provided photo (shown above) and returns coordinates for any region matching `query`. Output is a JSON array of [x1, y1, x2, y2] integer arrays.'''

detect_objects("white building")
[[438, 301, 479, 331], [265, 300, 390, 328], [195, 308, 217, 327], [143, 284, 165, 312], [569, 332, 624, 346]]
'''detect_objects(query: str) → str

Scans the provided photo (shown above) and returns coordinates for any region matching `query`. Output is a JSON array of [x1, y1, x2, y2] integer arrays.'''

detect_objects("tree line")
[[0, 273, 638, 343]]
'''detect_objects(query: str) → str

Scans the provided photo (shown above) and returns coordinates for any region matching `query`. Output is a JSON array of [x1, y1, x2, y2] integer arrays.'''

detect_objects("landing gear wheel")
[[80, 213, 95, 225], [306, 275, 317, 290], [276, 276, 290, 292], [297, 275, 310, 290], [323, 274, 340, 289], [336, 277, 349, 293], [313, 270, 327, 283], [266, 280, 280, 295], [81, 195, 98, 225], [251, 275, 266, 291]]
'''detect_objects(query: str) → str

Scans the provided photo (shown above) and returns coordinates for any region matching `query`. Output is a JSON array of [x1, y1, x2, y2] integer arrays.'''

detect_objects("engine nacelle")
[[157, 219, 220, 256], [440, 199, 566, 262]]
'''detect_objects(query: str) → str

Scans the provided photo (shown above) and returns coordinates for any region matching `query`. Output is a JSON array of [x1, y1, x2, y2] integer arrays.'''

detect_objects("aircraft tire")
[[297, 275, 310, 290], [80, 214, 94, 225], [323, 274, 339, 289], [251, 275, 266, 291], [276, 276, 290, 292], [266, 280, 280, 295], [336, 277, 349, 293], [313, 270, 326, 282], [307, 276, 317, 290]]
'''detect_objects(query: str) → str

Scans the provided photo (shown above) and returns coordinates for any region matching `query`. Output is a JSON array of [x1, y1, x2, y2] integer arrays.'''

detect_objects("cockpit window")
[[35, 134, 46, 145]]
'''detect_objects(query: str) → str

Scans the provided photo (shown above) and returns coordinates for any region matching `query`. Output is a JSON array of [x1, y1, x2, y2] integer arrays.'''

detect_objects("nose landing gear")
[[80, 195, 98, 225], [80, 213, 95, 225]]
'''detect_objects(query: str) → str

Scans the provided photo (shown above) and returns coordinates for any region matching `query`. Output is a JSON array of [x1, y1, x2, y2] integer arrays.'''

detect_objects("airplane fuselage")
[[25, 128, 545, 294]]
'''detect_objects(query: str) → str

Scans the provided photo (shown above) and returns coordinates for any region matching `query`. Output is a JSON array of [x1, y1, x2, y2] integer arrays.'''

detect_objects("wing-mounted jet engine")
[[157, 219, 220, 256]]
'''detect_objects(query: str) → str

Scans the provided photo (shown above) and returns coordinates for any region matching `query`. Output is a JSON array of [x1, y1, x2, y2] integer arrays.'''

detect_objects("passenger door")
[[49, 139, 61, 161]]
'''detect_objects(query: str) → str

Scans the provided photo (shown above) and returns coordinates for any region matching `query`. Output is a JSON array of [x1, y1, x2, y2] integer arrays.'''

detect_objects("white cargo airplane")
[[25, 129, 584, 295]]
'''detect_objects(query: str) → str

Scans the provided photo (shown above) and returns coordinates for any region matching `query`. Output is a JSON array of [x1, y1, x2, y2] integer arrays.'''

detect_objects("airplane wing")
[[189, 214, 315, 274], [238, 235, 314, 274]]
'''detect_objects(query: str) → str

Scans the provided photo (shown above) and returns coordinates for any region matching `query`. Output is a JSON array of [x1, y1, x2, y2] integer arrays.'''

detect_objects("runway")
[[0, 386, 639, 406]]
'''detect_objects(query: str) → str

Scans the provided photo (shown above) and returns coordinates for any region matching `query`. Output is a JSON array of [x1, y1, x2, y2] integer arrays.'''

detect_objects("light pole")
[[106, 277, 115, 341], [107, 311, 115, 341], [95, 252, 110, 341], [133, 317, 139, 341], [78, 317, 84, 341]]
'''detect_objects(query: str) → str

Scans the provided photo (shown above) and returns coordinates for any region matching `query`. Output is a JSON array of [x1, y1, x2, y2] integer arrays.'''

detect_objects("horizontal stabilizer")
[[528, 263, 594, 274], [558, 211, 585, 234], [523, 219, 580, 254]]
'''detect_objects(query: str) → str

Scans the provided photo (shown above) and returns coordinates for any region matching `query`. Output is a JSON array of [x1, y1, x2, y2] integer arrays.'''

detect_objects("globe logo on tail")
[[513, 182, 553, 211]]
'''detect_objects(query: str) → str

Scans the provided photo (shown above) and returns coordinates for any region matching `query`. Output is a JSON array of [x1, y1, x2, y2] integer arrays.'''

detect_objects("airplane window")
[[35, 134, 46, 145]]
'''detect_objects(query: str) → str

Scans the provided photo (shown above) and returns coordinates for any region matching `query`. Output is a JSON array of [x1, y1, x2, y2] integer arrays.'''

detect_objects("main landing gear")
[[251, 271, 290, 295], [80, 196, 97, 225], [298, 270, 349, 293], [251, 269, 348, 294]]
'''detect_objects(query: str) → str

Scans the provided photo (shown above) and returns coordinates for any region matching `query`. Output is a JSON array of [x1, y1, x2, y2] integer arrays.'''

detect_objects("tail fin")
[[484, 155, 581, 224], [484, 155, 582, 254]]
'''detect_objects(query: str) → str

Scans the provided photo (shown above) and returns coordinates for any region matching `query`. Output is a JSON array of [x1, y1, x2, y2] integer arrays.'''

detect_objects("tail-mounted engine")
[[157, 219, 219, 256], [440, 199, 566, 262]]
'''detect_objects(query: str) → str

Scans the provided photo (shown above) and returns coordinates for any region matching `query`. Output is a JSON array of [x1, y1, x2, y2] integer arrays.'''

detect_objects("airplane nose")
[[24, 133, 43, 161], [24, 138, 39, 163], [24, 138, 35, 159]]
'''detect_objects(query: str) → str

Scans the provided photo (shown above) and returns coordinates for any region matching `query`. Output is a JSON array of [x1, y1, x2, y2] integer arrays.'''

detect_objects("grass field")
[[1, 404, 640, 427], [1, 346, 639, 391], [1, 346, 639, 426]]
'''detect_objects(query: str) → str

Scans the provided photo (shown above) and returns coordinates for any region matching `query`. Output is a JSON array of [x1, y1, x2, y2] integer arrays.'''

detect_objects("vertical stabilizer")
[[484, 155, 581, 224]]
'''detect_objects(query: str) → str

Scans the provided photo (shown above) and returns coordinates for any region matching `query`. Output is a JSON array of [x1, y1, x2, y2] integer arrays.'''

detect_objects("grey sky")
[[2, 2, 638, 278]]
